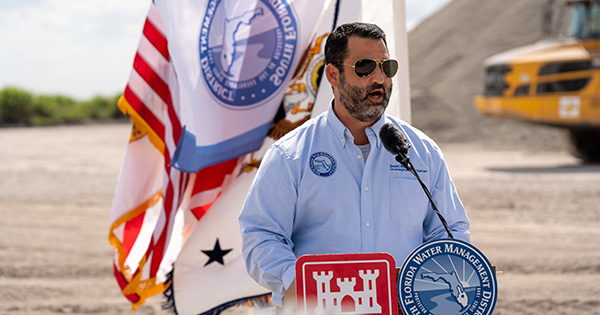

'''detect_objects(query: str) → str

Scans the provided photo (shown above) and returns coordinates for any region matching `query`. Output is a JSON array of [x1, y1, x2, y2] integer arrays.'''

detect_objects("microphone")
[[379, 123, 454, 239], [379, 123, 411, 167]]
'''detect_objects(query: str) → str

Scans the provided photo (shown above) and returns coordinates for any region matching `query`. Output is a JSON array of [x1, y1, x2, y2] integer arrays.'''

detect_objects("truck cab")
[[474, 0, 600, 161]]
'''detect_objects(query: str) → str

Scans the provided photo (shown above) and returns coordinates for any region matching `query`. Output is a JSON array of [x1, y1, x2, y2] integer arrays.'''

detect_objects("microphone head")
[[379, 123, 410, 156]]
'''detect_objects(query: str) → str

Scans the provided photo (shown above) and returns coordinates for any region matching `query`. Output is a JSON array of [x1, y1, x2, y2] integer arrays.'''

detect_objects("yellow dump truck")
[[474, 0, 600, 161]]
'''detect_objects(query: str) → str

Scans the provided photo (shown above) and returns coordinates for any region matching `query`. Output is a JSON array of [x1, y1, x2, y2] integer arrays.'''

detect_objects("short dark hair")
[[324, 22, 387, 72]]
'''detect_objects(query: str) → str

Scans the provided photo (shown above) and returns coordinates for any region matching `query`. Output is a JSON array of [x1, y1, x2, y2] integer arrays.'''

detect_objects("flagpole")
[[392, 0, 412, 123]]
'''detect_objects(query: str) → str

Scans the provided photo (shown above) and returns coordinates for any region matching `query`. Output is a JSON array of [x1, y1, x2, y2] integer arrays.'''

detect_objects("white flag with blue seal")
[[154, 0, 331, 172]]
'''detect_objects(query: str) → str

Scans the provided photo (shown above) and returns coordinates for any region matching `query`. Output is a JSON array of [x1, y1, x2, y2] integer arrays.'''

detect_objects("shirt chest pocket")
[[389, 177, 429, 225]]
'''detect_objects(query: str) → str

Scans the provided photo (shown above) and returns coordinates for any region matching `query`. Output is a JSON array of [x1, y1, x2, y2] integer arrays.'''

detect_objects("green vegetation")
[[0, 86, 125, 127]]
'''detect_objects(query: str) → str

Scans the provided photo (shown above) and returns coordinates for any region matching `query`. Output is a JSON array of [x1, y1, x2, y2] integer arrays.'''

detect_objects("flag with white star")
[[172, 170, 271, 315]]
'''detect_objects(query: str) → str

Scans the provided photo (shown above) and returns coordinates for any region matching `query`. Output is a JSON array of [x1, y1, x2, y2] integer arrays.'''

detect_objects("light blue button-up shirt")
[[239, 104, 470, 306]]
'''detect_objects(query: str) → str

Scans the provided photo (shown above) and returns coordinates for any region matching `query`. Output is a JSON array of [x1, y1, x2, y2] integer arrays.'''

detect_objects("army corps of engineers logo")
[[199, 0, 298, 107], [398, 239, 497, 315]]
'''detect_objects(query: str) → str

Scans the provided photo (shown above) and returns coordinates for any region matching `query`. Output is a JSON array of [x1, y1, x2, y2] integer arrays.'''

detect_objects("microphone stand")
[[395, 153, 454, 239]]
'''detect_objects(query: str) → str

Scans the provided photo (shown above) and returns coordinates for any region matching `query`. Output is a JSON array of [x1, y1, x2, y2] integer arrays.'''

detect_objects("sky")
[[0, 0, 452, 100]]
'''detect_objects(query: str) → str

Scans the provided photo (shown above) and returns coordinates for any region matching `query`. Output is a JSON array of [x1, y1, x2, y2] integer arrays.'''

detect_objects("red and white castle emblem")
[[295, 253, 398, 315]]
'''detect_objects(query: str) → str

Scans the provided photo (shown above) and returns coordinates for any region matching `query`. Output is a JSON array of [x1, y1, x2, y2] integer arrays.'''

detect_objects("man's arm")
[[239, 144, 298, 307]]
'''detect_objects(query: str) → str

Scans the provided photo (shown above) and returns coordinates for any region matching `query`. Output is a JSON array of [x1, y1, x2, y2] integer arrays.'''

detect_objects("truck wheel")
[[568, 128, 600, 163]]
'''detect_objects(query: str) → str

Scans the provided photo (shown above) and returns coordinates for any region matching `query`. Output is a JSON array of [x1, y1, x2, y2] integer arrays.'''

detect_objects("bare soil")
[[1, 123, 598, 314]]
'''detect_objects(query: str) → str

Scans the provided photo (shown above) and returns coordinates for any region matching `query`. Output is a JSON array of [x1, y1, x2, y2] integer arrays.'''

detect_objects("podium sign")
[[295, 253, 398, 315], [397, 239, 497, 315]]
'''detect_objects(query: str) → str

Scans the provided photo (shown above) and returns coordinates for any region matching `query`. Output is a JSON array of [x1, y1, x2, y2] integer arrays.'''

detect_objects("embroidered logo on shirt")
[[390, 164, 427, 173], [309, 152, 336, 177]]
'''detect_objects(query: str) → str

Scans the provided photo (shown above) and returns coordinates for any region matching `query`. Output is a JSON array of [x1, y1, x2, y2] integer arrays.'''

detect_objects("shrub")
[[31, 94, 77, 126], [81, 93, 123, 120], [0, 86, 35, 125], [0, 86, 124, 126]]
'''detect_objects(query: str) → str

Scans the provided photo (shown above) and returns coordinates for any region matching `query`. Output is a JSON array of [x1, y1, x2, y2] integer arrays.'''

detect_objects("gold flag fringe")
[[108, 190, 166, 310], [110, 95, 171, 310], [117, 95, 166, 154]]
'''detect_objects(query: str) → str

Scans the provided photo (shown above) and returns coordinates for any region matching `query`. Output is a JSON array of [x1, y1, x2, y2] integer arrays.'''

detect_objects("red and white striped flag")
[[108, 3, 243, 309], [108, 3, 185, 307]]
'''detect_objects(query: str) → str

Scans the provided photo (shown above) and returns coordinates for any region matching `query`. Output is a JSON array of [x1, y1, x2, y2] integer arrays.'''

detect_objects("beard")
[[338, 74, 392, 123]]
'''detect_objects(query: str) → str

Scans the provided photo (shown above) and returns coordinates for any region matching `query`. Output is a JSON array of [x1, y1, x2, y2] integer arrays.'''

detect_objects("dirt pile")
[[408, 0, 567, 152]]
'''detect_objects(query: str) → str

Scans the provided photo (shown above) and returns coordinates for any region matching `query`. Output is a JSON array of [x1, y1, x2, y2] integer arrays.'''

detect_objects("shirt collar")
[[326, 99, 386, 149], [368, 112, 386, 149]]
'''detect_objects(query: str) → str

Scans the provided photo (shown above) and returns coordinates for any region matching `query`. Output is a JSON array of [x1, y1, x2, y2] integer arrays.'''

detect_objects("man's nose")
[[371, 64, 386, 83]]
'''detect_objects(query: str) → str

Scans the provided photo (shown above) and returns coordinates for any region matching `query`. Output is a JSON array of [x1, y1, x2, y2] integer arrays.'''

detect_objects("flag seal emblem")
[[398, 239, 497, 315], [199, 0, 299, 107], [309, 152, 336, 177]]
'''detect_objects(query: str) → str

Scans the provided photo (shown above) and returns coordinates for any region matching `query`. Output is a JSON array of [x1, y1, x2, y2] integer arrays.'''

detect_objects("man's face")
[[337, 36, 393, 123]]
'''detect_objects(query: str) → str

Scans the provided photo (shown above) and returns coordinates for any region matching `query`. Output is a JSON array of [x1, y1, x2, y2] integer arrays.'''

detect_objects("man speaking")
[[239, 22, 471, 311]]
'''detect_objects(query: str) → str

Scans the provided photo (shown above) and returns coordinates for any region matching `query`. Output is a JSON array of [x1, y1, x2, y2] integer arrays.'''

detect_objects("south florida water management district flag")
[[154, 0, 331, 173], [169, 0, 344, 312]]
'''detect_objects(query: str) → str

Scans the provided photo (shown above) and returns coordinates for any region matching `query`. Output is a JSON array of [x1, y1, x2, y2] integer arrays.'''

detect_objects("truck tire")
[[568, 128, 600, 163]]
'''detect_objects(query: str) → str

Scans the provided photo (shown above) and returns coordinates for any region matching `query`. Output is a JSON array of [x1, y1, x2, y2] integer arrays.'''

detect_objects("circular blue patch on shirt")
[[309, 152, 336, 177]]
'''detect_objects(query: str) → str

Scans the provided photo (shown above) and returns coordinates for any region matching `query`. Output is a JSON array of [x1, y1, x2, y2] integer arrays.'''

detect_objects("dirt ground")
[[0, 122, 599, 315]]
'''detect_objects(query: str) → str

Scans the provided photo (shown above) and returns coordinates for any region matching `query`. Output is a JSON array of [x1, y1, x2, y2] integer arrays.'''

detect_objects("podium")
[[289, 240, 497, 315]]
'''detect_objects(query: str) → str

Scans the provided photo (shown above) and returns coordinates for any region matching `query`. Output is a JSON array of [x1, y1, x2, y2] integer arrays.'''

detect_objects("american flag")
[[108, 3, 241, 308]]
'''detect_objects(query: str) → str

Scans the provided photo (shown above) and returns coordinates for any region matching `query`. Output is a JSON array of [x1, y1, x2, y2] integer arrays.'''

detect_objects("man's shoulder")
[[383, 114, 441, 152], [384, 115, 430, 140], [274, 112, 328, 149]]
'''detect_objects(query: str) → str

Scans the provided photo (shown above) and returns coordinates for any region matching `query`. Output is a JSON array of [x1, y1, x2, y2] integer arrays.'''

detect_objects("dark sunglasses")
[[339, 58, 398, 78]]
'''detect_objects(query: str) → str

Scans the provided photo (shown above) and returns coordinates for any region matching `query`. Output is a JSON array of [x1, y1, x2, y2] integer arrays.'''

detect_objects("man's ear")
[[325, 63, 339, 89]]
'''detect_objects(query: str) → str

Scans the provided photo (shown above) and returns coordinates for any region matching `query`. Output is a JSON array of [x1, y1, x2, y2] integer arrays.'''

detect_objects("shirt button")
[[365, 222, 370, 227], [364, 186, 369, 191], [357, 155, 362, 159]]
